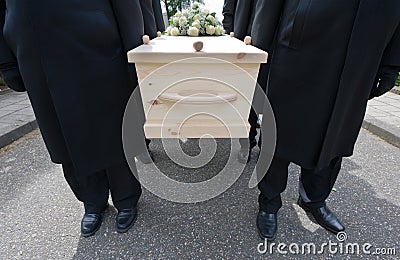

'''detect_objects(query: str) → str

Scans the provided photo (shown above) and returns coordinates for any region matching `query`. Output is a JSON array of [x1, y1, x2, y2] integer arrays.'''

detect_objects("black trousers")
[[258, 155, 342, 213], [62, 160, 142, 214]]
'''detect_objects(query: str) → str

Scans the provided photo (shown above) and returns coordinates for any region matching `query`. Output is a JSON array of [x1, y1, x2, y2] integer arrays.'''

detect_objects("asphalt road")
[[0, 129, 399, 259]]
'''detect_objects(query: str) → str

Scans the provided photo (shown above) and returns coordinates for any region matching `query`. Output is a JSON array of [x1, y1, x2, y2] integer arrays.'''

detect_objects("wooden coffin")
[[128, 35, 268, 138]]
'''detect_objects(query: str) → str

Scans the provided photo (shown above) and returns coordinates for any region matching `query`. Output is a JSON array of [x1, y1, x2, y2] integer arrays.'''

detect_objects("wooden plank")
[[128, 36, 267, 138], [128, 36, 268, 64], [144, 120, 251, 138]]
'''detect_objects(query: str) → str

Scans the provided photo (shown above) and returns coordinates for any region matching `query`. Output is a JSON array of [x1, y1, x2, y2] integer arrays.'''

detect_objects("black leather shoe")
[[137, 149, 154, 164], [116, 207, 138, 233], [297, 197, 345, 234], [81, 213, 103, 237], [256, 210, 277, 241]]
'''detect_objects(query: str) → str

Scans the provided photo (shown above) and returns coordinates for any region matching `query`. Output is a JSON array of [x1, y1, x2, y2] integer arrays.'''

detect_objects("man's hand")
[[369, 66, 399, 99]]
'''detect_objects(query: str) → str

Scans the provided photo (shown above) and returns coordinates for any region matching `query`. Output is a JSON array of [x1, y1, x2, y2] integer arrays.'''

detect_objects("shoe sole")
[[116, 213, 138, 234], [257, 228, 277, 241], [298, 202, 344, 235]]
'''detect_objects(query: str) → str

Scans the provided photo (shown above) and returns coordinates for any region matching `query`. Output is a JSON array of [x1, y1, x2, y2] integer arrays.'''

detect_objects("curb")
[[0, 88, 12, 95], [0, 120, 38, 149], [362, 116, 400, 149], [391, 88, 400, 95]]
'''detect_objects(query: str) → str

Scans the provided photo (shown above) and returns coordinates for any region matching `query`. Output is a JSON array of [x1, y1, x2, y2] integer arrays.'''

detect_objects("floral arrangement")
[[166, 2, 225, 37]]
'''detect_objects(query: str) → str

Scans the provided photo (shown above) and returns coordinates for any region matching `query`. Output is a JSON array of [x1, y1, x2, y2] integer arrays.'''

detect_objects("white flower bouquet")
[[166, 2, 225, 37]]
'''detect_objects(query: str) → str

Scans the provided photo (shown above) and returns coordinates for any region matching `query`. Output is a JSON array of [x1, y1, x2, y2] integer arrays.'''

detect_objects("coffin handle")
[[158, 92, 237, 104]]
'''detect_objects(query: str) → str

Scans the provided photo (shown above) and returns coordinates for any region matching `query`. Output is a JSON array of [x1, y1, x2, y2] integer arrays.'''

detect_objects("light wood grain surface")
[[128, 36, 268, 138]]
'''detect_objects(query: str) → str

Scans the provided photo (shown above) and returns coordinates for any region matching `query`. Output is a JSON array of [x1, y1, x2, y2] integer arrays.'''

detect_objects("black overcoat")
[[252, 0, 400, 169], [152, 0, 165, 32], [140, 0, 165, 39], [222, 0, 258, 40], [140, 0, 157, 38], [222, 0, 237, 34], [0, 0, 146, 175], [233, 0, 258, 40]]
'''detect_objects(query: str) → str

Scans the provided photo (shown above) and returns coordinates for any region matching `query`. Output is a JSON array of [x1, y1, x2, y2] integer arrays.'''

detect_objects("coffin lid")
[[128, 36, 268, 64]]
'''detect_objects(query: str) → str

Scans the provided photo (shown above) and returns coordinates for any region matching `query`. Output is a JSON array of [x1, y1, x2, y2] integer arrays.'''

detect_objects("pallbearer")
[[223, 0, 267, 164], [252, 0, 400, 240], [136, 0, 166, 164], [153, 0, 166, 33], [222, 0, 237, 35], [0, 0, 146, 237], [140, 0, 165, 40]]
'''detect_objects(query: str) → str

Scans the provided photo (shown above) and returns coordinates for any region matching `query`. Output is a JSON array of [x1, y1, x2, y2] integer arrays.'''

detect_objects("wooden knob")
[[157, 31, 162, 37], [230, 32, 235, 38], [193, 41, 204, 52], [244, 36, 252, 45], [142, 35, 150, 44]]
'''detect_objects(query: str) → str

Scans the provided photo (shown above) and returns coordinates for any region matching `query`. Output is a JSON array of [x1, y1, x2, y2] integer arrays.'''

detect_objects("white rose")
[[172, 16, 179, 26], [179, 16, 188, 26], [206, 25, 215, 35], [192, 20, 201, 29], [206, 15, 215, 23], [170, 27, 180, 36], [191, 2, 199, 9], [193, 14, 201, 21], [182, 10, 189, 17], [187, 26, 199, 37], [215, 25, 224, 36], [201, 8, 210, 16]]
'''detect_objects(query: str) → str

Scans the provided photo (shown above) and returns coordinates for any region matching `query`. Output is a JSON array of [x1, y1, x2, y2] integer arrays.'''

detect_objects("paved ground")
[[0, 91, 37, 148], [364, 92, 400, 148], [0, 129, 399, 259], [367, 92, 400, 127]]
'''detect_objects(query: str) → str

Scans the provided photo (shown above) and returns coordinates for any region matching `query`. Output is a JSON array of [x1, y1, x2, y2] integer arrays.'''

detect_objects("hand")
[[369, 66, 399, 99], [1, 67, 26, 92]]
